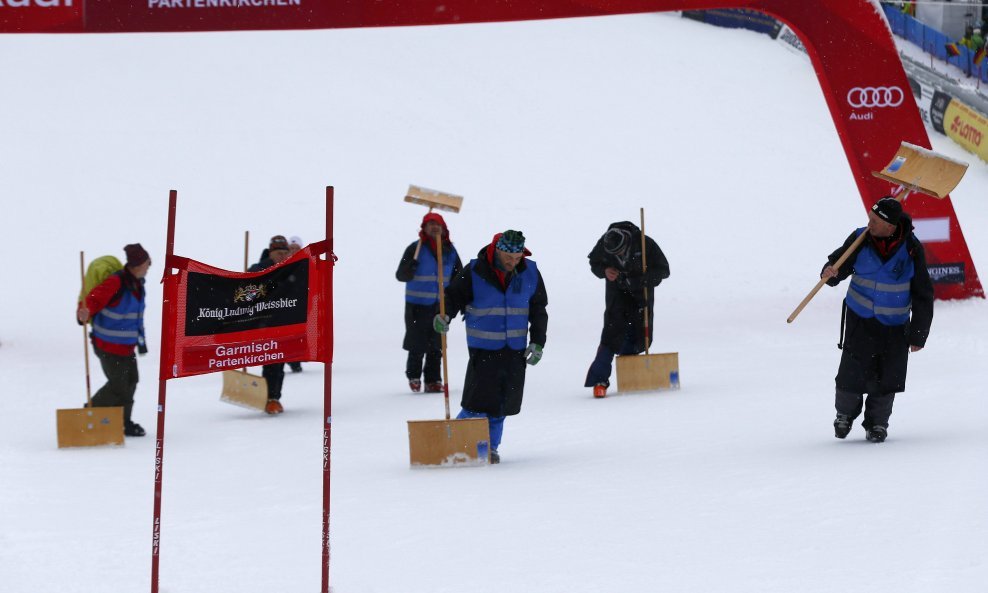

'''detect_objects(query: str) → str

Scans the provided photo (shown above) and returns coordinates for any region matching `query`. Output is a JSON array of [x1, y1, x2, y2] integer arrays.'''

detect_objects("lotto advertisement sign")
[[944, 99, 988, 163], [159, 244, 331, 380]]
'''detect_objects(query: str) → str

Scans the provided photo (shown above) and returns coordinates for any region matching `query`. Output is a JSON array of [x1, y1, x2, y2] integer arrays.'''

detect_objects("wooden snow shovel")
[[403, 184, 463, 214], [407, 225, 490, 467], [220, 230, 269, 411], [615, 208, 680, 394], [787, 142, 968, 323], [56, 251, 124, 448]]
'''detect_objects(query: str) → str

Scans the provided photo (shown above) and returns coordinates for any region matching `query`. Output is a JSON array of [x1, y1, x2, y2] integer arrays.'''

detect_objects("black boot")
[[865, 426, 887, 443], [490, 450, 500, 464], [124, 421, 146, 437], [834, 414, 852, 439]]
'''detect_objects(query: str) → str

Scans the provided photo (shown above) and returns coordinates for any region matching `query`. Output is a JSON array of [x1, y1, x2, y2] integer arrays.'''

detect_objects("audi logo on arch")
[[847, 86, 905, 108]]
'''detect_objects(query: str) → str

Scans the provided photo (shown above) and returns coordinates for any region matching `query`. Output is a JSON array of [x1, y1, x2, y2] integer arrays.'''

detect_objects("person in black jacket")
[[584, 221, 670, 398], [434, 230, 548, 464], [248, 235, 291, 415], [396, 213, 463, 393], [821, 196, 934, 443]]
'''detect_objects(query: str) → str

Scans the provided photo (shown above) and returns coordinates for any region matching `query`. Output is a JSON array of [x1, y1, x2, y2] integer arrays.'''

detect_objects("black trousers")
[[262, 363, 286, 401], [836, 389, 896, 429], [406, 350, 442, 383], [834, 312, 908, 429], [92, 346, 139, 424]]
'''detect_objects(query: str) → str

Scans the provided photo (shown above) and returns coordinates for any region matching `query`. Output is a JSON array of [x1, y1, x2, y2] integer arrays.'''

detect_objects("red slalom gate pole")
[[151, 190, 178, 593], [322, 186, 334, 593]]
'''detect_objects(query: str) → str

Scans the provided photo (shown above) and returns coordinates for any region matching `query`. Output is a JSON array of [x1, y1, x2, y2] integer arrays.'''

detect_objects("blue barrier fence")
[[884, 5, 988, 81]]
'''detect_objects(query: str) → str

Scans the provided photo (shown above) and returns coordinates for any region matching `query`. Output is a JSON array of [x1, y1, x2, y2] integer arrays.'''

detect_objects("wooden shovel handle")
[[436, 235, 451, 420], [640, 208, 650, 354], [80, 251, 93, 406], [413, 238, 422, 260]]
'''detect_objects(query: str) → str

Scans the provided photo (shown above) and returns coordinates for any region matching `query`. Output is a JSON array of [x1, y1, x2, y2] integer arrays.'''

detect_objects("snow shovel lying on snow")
[[57, 251, 124, 448], [406, 194, 489, 467], [615, 209, 680, 394], [787, 142, 968, 324], [220, 230, 268, 411]]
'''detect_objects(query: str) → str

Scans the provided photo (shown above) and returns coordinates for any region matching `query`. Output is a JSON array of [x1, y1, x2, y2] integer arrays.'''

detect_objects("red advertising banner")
[[0, 0, 82, 32], [159, 242, 332, 380]]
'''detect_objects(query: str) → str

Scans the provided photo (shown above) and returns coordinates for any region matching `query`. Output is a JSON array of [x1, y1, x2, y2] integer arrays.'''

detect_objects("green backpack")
[[79, 255, 124, 304]]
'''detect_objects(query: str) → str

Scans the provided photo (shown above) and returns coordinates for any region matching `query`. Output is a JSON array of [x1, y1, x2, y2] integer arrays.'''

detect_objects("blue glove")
[[525, 343, 543, 366], [433, 314, 450, 334]]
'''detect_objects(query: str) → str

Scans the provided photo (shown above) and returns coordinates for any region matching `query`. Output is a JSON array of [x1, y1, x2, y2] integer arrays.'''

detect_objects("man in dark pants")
[[584, 221, 670, 398], [249, 235, 291, 415], [395, 213, 462, 392], [77, 244, 151, 437], [434, 230, 548, 464], [821, 196, 934, 442]]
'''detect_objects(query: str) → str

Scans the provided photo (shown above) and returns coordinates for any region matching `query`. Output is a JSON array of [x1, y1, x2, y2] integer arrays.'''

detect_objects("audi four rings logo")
[[847, 86, 904, 108]]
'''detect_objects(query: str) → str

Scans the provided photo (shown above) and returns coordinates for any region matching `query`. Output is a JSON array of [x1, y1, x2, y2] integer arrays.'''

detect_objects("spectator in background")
[[960, 25, 977, 51], [972, 27, 985, 52]]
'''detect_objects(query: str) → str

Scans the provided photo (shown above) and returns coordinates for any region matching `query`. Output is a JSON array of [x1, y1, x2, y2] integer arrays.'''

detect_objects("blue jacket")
[[465, 259, 540, 350], [92, 272, 146, 346], [405, 244, 457, 305], [844, 228, 914, 326]]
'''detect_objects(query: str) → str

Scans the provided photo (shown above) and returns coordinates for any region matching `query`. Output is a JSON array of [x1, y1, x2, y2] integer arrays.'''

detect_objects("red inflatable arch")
[[3, 0, 981, 298]]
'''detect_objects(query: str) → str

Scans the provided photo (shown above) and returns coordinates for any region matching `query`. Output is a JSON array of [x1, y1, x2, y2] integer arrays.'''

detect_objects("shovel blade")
[[407, 418, 490, 467], [616, 352, 680, 393], [220, 370, 268, 411], [56, 406, 124, 448], [404, 185, 463, 213], [872, 142, 968, 199]]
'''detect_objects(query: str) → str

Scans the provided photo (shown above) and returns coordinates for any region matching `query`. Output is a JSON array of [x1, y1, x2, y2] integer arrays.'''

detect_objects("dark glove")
[[137, 335, 148, 355], [525, 343, 543, 366], [433, 314, 450, 334]]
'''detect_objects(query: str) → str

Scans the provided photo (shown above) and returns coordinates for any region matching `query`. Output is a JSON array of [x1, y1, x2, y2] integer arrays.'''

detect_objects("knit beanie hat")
[[871, 196, 902, 225], [124, 243, 150, 267], [269, 235, 289, 252], [495, 230, 526, 253]]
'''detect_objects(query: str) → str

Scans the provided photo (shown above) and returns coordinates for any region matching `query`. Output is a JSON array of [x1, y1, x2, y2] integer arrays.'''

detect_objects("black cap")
[[871, 196, 902, 225]]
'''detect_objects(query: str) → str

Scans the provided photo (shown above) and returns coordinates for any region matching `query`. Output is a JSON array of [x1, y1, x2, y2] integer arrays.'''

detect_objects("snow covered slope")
[[1, 13, 986, 593]]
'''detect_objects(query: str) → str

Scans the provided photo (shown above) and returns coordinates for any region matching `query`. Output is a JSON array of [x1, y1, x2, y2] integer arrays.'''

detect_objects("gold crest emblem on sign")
[[233, 283, 267, 303]]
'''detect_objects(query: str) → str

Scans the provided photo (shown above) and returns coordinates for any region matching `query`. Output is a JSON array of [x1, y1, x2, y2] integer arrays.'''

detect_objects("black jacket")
[[444, 245, 548, 349], [445, 244, 548, 416], [395, 239, 463, 352], [823, 214, 934, 349], [589, 221, 670, 352]]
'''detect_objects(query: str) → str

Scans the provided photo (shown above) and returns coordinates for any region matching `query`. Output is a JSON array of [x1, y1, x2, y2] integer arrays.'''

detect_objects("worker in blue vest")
[[433, 230, 548, 464], [76, 243, 150, 437], [396, 213, 462, 393], [821, 196, 934, 443]]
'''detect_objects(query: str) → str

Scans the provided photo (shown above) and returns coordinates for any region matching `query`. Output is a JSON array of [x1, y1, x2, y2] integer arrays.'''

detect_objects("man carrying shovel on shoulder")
[[821, 196, 934, 443]]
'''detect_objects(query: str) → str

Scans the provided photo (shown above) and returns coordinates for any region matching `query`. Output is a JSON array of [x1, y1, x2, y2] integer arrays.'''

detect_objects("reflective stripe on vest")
[[465, 259, 538, 350], [92, 287, 145, 346], [844, 229, 914, 326], [405, 245, 456, 305]]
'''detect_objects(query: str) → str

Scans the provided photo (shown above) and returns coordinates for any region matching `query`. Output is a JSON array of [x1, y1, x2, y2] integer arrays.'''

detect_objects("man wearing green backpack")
[[77, 244, 151, 437]]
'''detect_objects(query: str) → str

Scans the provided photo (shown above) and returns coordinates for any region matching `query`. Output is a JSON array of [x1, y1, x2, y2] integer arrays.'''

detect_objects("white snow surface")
[[2, 13, 987, 593]]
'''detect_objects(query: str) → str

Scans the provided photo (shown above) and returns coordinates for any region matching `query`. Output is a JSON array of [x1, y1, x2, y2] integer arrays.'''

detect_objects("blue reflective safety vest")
[[845, 228, 914, 326], [465, 259, 539, 351], [92, 275, 146, 346], [405, 245, 457, 306]]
